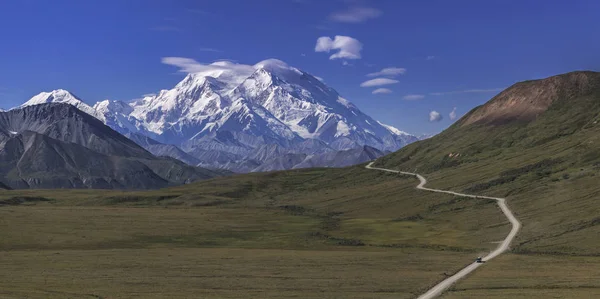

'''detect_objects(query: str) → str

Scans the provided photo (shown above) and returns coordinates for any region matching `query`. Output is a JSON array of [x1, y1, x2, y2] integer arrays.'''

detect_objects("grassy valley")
[[1, 166, 509, 298]]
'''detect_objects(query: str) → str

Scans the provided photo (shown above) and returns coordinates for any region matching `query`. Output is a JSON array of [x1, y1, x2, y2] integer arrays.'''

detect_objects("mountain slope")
[[0, 104, 222, 189], [294, 145, 386, 169], [460, 71, 600, 126], [375, 70, 600, 255], [0, 130, 169, 189], [2, 102, 151, 158], [0, 180, 10, 190], [124, 132, 201, 166], [252, 153, 308, 172], [244, 145, 385, 172], [144, 144, 201, 166]]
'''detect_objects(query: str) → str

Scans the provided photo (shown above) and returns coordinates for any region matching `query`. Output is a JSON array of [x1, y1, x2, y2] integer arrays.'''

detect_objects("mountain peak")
[[22, 89, 102, 120], [23, 89, 81, 106], [253, 59, 301, 75]]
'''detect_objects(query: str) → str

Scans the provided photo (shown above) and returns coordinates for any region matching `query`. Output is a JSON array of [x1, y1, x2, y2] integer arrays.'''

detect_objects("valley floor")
[[0, 167, 509, 298], [2, 250, 596, 299], [2, 166, 597, 298], [1, 247, 471, 299]]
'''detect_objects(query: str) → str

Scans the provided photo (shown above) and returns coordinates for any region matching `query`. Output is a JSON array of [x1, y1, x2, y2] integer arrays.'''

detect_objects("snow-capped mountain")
[[122, 59, 416, 149], [20, 89, 103, 120], [19, 59, 418, 172]]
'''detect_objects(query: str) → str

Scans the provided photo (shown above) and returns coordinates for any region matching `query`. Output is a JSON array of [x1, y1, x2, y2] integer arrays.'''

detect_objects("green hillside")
[[374, 71, 600, 298], [376, 71, 600, 256]]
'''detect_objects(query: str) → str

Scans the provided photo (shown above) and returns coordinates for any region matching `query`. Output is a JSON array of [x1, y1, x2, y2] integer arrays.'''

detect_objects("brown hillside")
[[459, 71, 600, 126]]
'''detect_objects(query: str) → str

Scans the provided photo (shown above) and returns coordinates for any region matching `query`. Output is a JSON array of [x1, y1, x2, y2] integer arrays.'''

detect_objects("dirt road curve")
[[365, 162, 521, 299]]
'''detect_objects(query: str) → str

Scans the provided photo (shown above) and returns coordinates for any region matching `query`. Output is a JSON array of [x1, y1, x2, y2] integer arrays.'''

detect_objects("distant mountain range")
[[16, 59, 420, 172], [0, 103, 223, 189]]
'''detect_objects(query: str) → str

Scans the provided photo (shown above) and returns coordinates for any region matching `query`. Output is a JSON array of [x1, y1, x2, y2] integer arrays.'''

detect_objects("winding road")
[[365, 162, 521, 299]]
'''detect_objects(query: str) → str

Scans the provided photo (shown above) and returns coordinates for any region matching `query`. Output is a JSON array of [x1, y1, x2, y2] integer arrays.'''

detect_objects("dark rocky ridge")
[[0, 103, 222, 189]]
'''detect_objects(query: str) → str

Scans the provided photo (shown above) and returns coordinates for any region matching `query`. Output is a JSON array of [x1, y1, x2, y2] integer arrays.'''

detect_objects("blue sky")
[[1, 0, 599, 135]]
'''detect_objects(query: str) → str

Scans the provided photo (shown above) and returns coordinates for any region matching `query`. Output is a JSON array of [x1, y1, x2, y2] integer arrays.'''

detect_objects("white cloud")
[[213, 58, 238, 64], [161, 57, 256, 76], [403, 94, 425, 101], [330, 6, 382, 23], [449, 107, 457, 120], [360, 78, 399, 87], [142, 93, 157, 98], [426, 56, 436, 60], [372, 88, 392, 94], [430, 88, 503, 96], [429, 111, 443, 122], [367, 67, 406, 77], [301, 53, 306, 57], [315, 35, 363, 60], [161, 58, 309, 85]]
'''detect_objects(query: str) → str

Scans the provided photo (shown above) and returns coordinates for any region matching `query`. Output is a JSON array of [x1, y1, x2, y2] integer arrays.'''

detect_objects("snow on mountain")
[[377, 121, 411, 136], [227, 59, 414, 150], [20, 89, 103, 120], [93, 99, 153, 136], [20, 59, 418, 171], [94, 99, 133, 116]]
